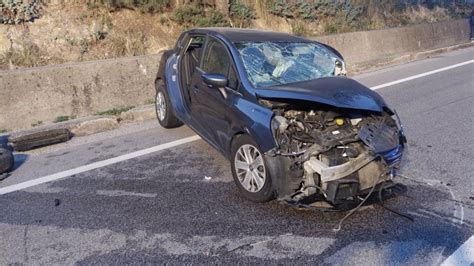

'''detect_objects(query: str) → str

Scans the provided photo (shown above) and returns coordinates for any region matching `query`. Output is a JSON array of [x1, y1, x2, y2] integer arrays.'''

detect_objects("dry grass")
[[0, 2, 470, 70], [105, 30, 148, 57], [0, 42, 59, 69]]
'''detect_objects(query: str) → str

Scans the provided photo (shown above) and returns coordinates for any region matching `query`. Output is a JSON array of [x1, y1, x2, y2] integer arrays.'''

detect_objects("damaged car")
[[155, 28, 406, 207]]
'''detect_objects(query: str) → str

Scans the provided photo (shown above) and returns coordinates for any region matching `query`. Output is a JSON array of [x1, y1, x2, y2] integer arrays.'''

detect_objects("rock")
[[119, 105, 156, 122], [68, 116, 119, 136]]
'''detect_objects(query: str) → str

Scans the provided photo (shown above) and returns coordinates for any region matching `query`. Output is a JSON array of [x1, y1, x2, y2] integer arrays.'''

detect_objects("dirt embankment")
[[0, 1, 471, 70]]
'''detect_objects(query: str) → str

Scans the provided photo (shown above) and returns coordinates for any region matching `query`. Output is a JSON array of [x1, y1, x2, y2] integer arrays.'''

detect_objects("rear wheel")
[[155, 79, 183, 129], [230, 135, 275, 202]]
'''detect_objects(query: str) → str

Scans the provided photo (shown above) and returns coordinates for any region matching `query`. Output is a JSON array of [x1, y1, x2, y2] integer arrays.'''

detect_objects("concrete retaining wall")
[[1, 55, 161, 130], [0, 19, 471, 131], [314, 19, 471, 67]]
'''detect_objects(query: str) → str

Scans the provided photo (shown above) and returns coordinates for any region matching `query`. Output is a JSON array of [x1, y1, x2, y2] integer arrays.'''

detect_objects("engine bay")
[[263, 99, 405, 206]]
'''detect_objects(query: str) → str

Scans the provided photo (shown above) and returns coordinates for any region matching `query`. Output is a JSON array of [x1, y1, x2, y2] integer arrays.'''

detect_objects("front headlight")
[[334, 59, 347, 76], [271, 115, 289, 147]]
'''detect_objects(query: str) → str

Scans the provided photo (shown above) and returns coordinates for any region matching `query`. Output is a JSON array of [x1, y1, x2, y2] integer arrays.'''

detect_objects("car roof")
[[186, 27, 313, 43]]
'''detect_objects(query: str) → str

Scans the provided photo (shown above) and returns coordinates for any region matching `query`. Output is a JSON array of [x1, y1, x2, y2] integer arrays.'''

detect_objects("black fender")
[[264, 155, 303, 197]]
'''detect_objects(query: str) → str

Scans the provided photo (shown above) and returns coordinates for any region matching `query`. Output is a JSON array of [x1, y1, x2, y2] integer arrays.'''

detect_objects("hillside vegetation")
[[0, 0, 472, 70]]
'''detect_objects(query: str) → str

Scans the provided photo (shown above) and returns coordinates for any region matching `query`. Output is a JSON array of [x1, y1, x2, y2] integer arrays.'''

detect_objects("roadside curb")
[[349, 41, 474, 75], [3, 105, 157, 151], [119, 104, 156, 122]]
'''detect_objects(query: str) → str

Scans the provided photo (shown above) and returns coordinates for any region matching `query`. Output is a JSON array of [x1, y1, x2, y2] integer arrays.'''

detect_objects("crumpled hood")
[[256, 77, 388, 112]]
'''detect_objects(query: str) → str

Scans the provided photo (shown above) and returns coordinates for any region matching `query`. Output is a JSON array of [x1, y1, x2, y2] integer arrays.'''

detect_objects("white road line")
[[0, 135, 201, 195], [441, 235, 474, 266], [370, 60, 474, 90], [1, 60, 473, 195]]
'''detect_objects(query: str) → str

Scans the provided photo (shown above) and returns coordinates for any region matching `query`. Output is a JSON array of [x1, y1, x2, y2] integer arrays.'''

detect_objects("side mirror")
[[202, 73, 228, 88]]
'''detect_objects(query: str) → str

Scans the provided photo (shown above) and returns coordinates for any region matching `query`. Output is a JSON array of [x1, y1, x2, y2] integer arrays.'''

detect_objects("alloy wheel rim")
[[156, 92, 166, 121], [234, 144, 266, 193]]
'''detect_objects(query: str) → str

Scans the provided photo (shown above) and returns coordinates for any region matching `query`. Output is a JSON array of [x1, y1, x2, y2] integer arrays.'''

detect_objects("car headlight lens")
[[334, 59, 347, 76]]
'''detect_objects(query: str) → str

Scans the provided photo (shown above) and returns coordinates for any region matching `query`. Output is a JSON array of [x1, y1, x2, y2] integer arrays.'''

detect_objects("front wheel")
[[155, 79, 183, 129], [230, 134, 276, 202]]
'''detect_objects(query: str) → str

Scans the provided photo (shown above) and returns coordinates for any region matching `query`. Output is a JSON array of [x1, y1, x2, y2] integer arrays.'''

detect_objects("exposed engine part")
[[269, 103, 404, 205], [304, 151, 376, 184]]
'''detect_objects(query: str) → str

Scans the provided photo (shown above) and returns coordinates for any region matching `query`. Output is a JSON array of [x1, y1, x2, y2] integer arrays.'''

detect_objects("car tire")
[[155, 79, 183, 129], [0, 148, 14, 174], [230, 134, 276, 202]]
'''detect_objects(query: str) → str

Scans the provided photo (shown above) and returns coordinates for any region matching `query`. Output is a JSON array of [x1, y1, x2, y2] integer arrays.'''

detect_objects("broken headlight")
[[334, 59, 347, 76]]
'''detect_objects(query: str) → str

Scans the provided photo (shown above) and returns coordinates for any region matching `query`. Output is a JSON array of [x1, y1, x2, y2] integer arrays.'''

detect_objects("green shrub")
[[291, 21, 308, 36], [195, 8, 229, 27], [230, 1, 254, 27], [99, 0, 169, 13], [31, 120, 43, 127], [54, 115, 75, 123], [79, 38, 90, 55], [0, 0, 41, 24], [267, 0, 364, 22], [171, 4, 228, 27], [324, 20, 340, 34], [95, 106, 134, 116], [268, 0, 292, 18], [268, 0, 317, 20], [171, 4, 203, 25]]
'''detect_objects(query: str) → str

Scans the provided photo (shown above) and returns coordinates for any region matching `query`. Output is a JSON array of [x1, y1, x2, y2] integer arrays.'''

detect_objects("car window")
[[187, 35, 205, 67], [235, 42, 342, 87], [202, 37, 239, 90], [190, 36, 205, 46], [202, 38, 230, 75]]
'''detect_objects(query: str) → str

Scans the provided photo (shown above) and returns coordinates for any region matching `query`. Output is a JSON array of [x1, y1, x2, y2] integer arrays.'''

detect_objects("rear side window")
[[202, 37, 239, 90]]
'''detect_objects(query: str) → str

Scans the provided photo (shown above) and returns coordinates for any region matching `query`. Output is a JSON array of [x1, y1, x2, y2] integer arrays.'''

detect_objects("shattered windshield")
[[235, 42, 340, 87]]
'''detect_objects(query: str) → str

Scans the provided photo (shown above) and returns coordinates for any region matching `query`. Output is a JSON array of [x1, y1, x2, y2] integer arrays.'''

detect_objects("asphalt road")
[[0, 48, 473, 265]]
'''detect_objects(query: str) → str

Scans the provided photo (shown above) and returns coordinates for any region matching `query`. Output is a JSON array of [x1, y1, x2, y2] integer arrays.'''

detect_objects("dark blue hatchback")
[[154, 28, 406, 206]]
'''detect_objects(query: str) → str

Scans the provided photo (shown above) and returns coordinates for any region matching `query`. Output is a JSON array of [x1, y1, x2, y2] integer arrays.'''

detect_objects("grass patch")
[[144, 98, 155, 105], [0, 42, 43, 68], [95, 106, 134, 116], [31, 121, 43, 127], [291, 21, 308, 36], [0, 129, 7, 134], [54, 115, 75, 123]]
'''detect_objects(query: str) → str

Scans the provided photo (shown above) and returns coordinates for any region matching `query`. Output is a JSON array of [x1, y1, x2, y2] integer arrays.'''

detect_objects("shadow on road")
[[0, 141, 471, 264]]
